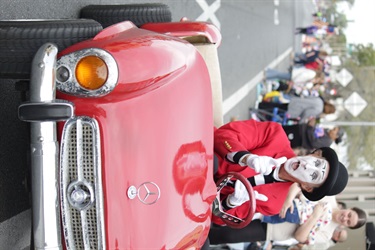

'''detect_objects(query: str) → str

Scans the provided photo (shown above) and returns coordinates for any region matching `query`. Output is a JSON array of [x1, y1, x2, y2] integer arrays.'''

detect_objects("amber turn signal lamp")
[[76, 56, 108, 90]]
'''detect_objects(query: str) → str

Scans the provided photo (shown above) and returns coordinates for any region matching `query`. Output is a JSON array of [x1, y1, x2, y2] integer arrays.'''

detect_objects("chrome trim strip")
[[76, 118, 84, 180], [56, 48, 119, 97], [60, 117, 106, 250]]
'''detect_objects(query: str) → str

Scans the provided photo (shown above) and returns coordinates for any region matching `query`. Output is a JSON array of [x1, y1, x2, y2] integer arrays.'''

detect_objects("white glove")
[[254, 190, 268, 202], [227, 181, 249, 208], [245, 154, 287, 175], [226, 182, 269, 208]]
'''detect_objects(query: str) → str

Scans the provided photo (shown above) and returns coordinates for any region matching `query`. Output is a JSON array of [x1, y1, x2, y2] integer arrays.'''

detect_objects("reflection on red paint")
[[173, 141, 209, 194], [182, 176, 211, 223], [173, 141, 216, 225], [172, 225, 206, 249]]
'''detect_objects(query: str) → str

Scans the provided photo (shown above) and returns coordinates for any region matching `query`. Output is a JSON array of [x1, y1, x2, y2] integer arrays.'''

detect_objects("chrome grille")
[[60, 116, 105, 250]]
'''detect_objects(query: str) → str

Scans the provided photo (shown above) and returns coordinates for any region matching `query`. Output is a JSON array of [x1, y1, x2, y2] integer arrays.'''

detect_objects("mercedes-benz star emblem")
[[137, 182, 160, 205]]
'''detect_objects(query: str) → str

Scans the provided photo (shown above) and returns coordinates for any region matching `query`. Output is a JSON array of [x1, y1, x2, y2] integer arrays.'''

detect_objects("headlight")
[[56, 48, 118, 97]]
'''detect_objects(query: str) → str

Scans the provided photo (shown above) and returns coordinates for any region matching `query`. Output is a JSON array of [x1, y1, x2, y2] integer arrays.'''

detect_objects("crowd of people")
[[250, 11, 344, 156], [203, 11, 368, 250]]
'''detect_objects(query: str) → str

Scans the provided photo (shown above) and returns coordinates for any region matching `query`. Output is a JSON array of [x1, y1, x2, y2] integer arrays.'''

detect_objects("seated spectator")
[[282, 117, 344, 150], [265, 67, 316, 84], [293, 202, 366, 245], [264, 67, 325, 98], [294, 24, 336, 37], [209, 192, 367, 248], [295, 25, 319, 35], [257, 95, 336, 124], [290, 70, 324, 97], [295, 226, 348, 250], [286, 95, 336, 124], [271, 226, 348, 250], [293, 50, 328, 68]]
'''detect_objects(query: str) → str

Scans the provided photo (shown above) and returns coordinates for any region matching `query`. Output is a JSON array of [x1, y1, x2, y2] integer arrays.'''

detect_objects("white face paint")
[[283, 155, 329, 185]]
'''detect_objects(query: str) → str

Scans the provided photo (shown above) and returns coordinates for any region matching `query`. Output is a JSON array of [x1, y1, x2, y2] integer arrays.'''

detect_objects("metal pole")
[[29, 43, 62, 250], [320, 121, 375, 126]]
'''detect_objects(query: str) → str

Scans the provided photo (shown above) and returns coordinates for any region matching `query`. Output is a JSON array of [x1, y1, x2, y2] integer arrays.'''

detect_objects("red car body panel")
[[142, 21, 222, 46], [57, 21, 217, 249]]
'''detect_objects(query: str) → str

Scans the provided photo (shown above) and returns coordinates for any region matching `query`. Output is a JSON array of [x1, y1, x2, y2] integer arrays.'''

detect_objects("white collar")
[[273, 167, 287, 182]]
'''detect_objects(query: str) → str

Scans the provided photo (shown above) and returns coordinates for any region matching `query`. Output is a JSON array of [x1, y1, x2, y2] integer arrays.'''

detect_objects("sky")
[[337, 0, 375, 45]]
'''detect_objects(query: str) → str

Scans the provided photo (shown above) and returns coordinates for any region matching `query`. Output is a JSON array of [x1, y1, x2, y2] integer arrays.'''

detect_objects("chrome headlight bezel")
[[56, 48, 119, 97]]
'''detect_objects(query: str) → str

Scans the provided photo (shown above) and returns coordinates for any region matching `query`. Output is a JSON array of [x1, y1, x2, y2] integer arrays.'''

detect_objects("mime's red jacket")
[[212, 119, 296, 225]]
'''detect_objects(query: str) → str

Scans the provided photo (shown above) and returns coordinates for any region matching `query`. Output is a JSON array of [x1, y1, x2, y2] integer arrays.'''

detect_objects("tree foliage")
[[332, 0, 355, 7], [333, 12, 348, 28], [350, 43, 375, 66], [325, 0, 355, 29]]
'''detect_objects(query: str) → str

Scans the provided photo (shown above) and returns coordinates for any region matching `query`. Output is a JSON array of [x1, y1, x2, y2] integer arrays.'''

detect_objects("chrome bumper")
[[19, 43, 74, 250]]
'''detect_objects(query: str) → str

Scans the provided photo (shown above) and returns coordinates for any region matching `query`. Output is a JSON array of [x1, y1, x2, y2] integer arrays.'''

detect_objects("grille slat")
[[60, 117, 105, 250]]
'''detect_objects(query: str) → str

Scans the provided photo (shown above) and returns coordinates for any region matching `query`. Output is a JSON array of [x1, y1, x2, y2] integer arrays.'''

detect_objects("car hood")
[[57, 47, 216, 248]]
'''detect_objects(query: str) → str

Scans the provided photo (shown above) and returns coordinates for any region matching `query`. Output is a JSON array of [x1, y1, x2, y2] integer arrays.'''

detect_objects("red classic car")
[[0, 3, 227, 249]]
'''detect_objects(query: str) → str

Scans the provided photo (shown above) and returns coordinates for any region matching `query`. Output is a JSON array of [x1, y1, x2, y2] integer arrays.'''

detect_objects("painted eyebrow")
[[322, 160, 327, 170], [320, 160, 328, 180]]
